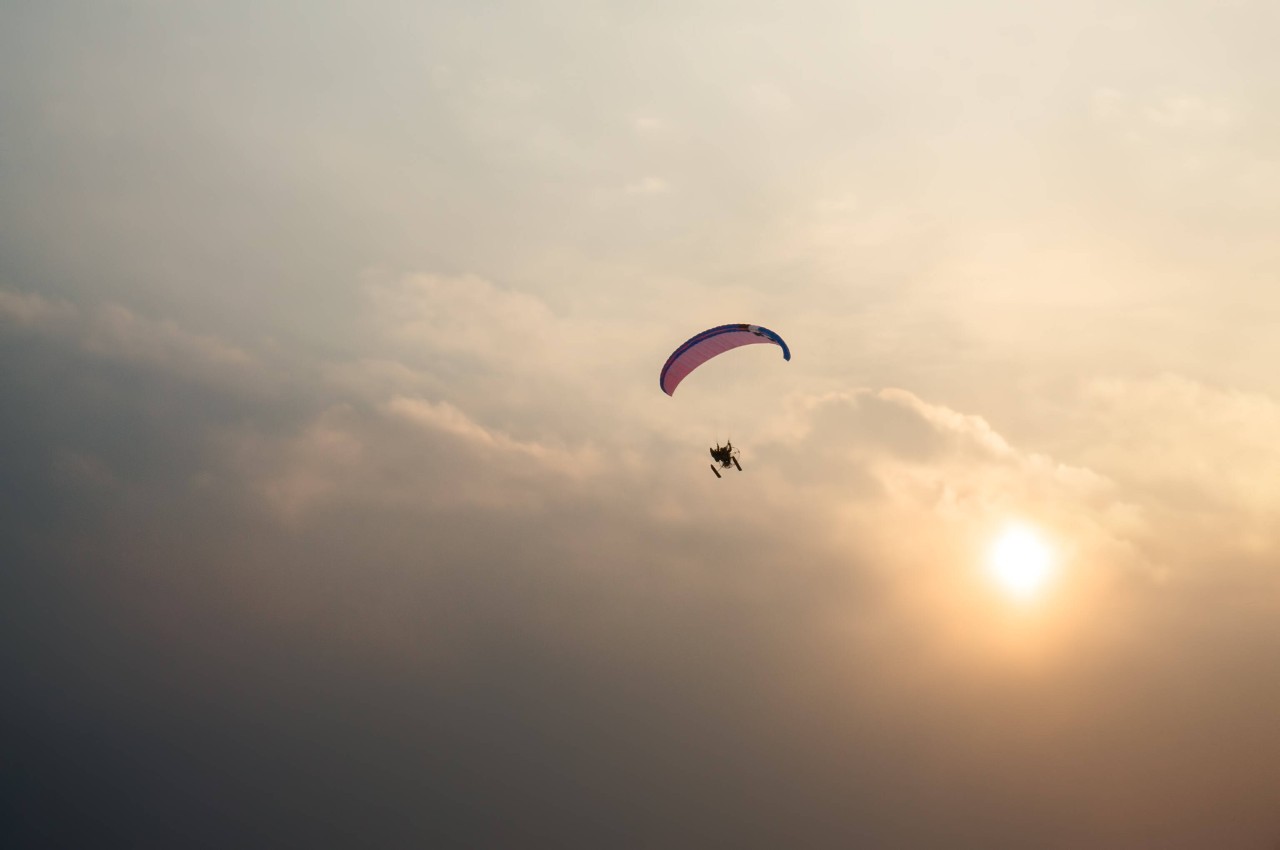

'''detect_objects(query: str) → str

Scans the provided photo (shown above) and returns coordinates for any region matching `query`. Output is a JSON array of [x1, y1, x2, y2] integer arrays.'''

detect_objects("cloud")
[[12, 281, 1264, 610], [236, 404, 367, 522], [1144, 95, 1232, 129], [623, 176, 671, 195], [629, 114, 666, 133], [0, 288, 257, 388], [352, 271, 673, 443], [1090, 87, 1127, 122], [384, 395, 602, 479], [364, 272, 562, 366], [7, 280, 1280, 848], [1091, 89, 1232, 131], [81, 303, 253, 372], [321, 357, 443, 403], [742, 81, 792, 112], [50, 449, 118, 491], [0, 288, 78, 328], [227, 394, 604, 525], [753, 387, 1150, 614], [1082, 86, 1271, 203], [1067, 374, 1280, 578]]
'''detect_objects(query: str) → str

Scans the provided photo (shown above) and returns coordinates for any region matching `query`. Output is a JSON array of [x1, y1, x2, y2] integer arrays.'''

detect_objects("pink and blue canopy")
[[660, 324, 791, 396]]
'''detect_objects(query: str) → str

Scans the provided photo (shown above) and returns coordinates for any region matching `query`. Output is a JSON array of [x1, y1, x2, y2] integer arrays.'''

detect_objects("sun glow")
[[987, 524, 1055, 601]]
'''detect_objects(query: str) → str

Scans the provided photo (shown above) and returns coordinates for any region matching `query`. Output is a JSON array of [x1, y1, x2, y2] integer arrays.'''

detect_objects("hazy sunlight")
[[987, 524, 1055, 601]]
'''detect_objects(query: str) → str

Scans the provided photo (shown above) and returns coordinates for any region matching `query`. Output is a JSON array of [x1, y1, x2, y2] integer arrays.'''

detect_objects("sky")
[[3, 1, 1280, 847]]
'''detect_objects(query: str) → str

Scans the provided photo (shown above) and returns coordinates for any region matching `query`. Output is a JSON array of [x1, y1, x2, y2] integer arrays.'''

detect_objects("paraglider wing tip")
[[751, 325, 790, 361]]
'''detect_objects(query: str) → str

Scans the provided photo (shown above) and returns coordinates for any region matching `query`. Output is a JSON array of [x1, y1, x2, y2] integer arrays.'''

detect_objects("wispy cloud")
[[0, 288, 256, 387], [624, 176, 671, 195], [385, 395, 600, 476]]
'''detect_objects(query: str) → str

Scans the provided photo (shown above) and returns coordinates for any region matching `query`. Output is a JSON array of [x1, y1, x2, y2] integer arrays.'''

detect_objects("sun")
[[986, 524, 1055, 601]]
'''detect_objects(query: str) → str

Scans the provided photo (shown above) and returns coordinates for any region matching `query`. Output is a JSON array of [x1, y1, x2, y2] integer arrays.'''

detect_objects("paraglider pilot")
[[708, 441, 742, 476]]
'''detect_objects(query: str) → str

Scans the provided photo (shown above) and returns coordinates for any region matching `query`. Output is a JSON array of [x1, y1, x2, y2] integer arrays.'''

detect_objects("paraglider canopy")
[[659, 323, 790, 396]]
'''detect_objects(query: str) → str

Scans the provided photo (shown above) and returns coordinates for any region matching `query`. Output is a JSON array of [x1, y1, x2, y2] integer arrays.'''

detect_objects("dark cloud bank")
[[4, 310, 1280, 850]]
